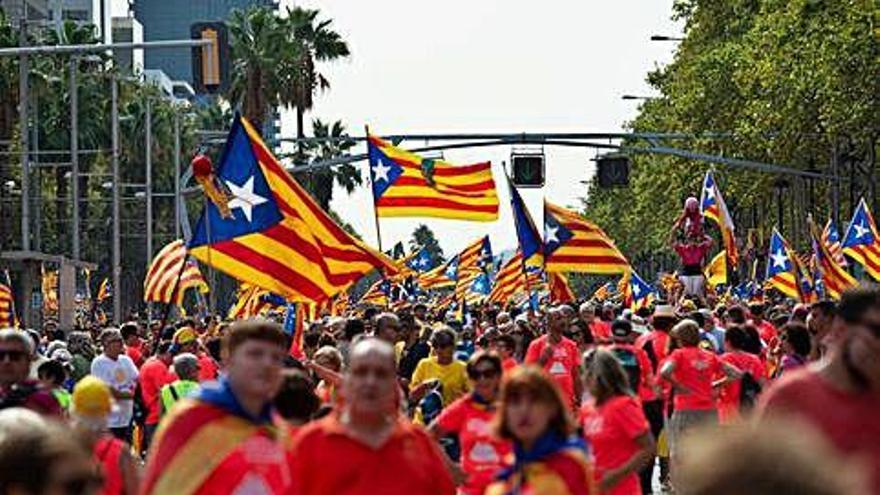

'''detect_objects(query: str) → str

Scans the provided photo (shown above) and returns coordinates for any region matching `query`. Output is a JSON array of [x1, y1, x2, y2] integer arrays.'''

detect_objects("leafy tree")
[[410, 224, 444, 267]]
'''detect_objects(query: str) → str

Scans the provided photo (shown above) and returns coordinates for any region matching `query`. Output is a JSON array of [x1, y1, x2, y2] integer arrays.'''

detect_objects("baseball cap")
[[611, 318, 633, 339]]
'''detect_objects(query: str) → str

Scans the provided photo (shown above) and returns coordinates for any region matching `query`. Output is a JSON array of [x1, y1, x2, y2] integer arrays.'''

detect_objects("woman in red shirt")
[[717, 326, 766, 424], [660, 320, 740, 464], [429, 351, 512, 495], [581, 349, 655, 495]]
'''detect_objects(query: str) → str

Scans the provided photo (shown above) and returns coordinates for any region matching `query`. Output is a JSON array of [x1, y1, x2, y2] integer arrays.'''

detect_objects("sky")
[[279, 0, 683, 258]]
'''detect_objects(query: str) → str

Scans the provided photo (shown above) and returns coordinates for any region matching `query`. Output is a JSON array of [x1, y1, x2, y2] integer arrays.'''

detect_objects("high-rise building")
[[133, 0, 276, 85]]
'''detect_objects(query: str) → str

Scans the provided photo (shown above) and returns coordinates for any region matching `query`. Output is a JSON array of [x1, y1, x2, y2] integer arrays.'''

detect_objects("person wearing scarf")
[[485, 366, 596, 495]]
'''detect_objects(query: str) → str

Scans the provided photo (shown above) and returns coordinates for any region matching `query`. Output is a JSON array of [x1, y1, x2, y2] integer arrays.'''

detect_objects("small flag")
[[766, 228, 800, 301], [629, 270, 656, 311], [548, 272, 575, 303], [489, 252, 528, 304], [810, 216, 856, 300], [97, 278, 111, 302], [842, 198, 880, 281], [144, 239, 209, 306], [821, 218, 847, 267], [704, 251, 727, 288], [592, 282, 613, 302], [0, 273, 16, 328], [700, 171, 738, 265]]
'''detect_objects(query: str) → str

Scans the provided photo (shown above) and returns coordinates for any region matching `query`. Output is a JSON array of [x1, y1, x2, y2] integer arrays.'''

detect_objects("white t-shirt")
[[91, 354, 139, 428]]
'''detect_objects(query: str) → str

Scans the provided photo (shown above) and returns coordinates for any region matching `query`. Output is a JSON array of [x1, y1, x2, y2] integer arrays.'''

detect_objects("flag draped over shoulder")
[[188, 116, 397, 304], [810, 217, 856, 300], [704, 251, 727, 288], [766, 228, 800, 301], [144, 240, 209, 306], [489, 252, 527, 304], [842, 198, 880, 282], [367, 134, 499, 221], [544, 201, 629, 274], [700, 171, 738, 265]]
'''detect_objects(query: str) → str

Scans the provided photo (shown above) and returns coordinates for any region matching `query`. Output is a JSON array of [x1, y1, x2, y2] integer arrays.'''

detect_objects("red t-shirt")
[[290, 415, 456, 495], [524, 335, 580, 406], [126, 342, 145, 368], [436, 395, 512, 495], [580, 395, 649, 495], [757, 368, 880, 495], [589, 320, 612, 343], [501, 357, 518, 374], [755, 320, 778, 348], [635, 331, 670, 372], [138, 357, 176, 425], [666, 347, 722, 411], [197, 353, 219, 382], [717, 351, 765, 423]]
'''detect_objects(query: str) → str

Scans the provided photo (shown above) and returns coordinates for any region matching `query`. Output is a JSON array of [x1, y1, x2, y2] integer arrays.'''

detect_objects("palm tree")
[[295, 118, 359, 210], [286, 7, 350, 142], [226, 7, 300, 131]]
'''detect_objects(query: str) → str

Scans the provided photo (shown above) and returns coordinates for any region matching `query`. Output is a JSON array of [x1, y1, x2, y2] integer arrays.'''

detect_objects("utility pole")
[[19, 16, 29, 252], [145, 98, 153, 322], [173, 109, 181, 239], [111, 76, 121, 324], [70, 57, 80, 260]]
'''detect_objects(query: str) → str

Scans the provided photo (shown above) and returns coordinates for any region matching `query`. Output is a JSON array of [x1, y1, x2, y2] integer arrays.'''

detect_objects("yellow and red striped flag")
[[842, 198, 880, 281], [548, 272, 575, 303], [489, 252, 527, 304], [0, 279, 15, 328], [367, 134, 499, 221], [821, 218, 847, 267], [700, 170, 738, 265], [810, 217, 856, 300], [96, 278, 111, 303], [227, 284, 282, 320], [544, 201, 629, 274], [454, 236, 493, 298], [188, 116, 397, 305], [766, 229, 800, 301], [359, 279, 389, 307], [144, 239, 209, 306]]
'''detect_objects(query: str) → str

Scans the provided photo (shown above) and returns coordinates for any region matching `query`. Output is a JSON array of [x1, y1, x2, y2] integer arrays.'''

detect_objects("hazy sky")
[[280, 0, 682, 258]]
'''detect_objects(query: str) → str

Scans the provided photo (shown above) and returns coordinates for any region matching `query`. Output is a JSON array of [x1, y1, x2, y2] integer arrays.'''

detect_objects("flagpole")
[[503, 167, 536, 310], [364, 125, 384, 252]]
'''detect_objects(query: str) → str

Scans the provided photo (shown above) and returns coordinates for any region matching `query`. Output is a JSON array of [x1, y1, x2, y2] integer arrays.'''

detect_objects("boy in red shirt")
[[524, 307, 583, 408]]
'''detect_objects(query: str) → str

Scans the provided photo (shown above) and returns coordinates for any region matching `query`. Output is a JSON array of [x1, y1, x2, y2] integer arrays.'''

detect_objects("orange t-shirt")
[[436, 395, 512, 495], [580, 395, 649, 495], [666, 347, 722, 411], [717, 351, 765, 423], [524, 335, 580, 406], [289, 415, 456, 495]]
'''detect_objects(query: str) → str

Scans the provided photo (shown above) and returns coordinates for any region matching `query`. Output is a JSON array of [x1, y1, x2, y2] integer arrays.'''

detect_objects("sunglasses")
[[469, 368, 500, 380], [0, 350, 27, 362]]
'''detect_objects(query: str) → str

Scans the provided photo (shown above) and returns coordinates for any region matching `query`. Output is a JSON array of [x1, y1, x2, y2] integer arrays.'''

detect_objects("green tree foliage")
[[294, 119, 360, 210], [410, 224, 445, 267], [582, 0, 880, 273]]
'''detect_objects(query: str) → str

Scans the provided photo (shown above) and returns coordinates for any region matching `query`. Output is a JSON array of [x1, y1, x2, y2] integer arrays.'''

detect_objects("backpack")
[[739, 372, 762, 411], [611, 347, 642, 392]]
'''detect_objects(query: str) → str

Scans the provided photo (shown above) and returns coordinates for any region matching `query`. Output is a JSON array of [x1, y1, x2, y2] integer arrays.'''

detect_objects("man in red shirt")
[[138, 341, 176, 453], [748, 303, 778, 349], [290, 338, 455, 495], [758, 284, 880, 495], [524, 307, 583, 408], [580, 303, 611, 343], [121, 322, 145, 368]]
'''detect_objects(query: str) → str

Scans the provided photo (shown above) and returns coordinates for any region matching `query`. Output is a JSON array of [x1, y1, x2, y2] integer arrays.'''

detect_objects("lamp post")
[[111, 76, 121, 325], [650, 35, 685, 42]]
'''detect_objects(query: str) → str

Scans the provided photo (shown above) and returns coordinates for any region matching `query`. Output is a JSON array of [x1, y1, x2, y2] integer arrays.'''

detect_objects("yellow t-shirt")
[[410, 356, 470, 408]]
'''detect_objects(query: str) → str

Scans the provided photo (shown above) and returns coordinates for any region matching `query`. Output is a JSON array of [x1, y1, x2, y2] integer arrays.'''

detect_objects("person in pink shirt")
[[524, 307, 583, 409], [670, 227, 713, 299]]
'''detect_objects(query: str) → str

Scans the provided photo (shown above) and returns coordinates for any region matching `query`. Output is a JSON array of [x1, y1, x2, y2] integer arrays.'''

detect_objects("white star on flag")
[[771, 249, 789, 270], [632, 283, 642, 297], [854, 222, 870, 240], [372, 161, 391, 183], [226, 176, 268, 223], [545, 225, 560, 245]]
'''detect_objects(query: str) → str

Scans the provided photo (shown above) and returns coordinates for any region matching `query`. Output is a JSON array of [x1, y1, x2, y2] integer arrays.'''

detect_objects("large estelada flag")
[[367, 134, 499, 221], [766, 228, 800, 300], [489, 251, 527, 304], [544, 201, 629, 274], [700, 170, 738, 265], [842, 198, 880, 282], [810, 217, 856, 300], [508, 179, 543, 267], [144, 239, 209, 306], [188, 116, 397, 303]]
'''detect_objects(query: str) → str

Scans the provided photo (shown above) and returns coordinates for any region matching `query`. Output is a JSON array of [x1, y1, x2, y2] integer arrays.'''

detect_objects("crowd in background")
[[0, 282, 877, 495]]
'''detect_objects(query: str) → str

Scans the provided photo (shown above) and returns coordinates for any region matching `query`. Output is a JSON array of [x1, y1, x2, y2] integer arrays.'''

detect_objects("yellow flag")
[[705, 251, 727, 287]]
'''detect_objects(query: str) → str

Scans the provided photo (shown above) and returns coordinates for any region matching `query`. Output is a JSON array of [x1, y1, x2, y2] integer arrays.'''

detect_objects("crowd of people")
[[0, 281, 878, 495]]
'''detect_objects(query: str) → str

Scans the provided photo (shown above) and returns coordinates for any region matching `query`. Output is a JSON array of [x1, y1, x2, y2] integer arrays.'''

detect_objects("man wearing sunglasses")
[[758, 283, 880, 495], [0, 328, 60, 415]]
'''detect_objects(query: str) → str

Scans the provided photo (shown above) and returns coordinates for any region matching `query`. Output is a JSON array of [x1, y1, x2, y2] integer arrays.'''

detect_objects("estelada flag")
[[842, 198, 880, 282], [810, 216, 856, 300], [188, 116, 397, 304], [700, 170, 738, 266], [144, 239, 209, 306], [368, 134, 499, 221], [489, 251, 527, 304], [766, 228, 800, 301], [704, 251, 727, 288], [548, 272, 575, 303], [544, 201, 629, 274]]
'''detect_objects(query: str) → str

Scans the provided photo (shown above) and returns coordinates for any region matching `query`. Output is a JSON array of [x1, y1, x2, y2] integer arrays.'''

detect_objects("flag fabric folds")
[[0, 278, 15, 328], [489, 252, 527, 304], [188, 116, 397, 304], [96, 278, 111, 303], [822, 218, 847, 267], [508, 180, 543, 266], [419, 256, 459, 290], [227, 284, 283, 320], [628, 270, 656, 311], [842, 198, 880, 282], [544, 201, 629, 274], [766, 228, 800, 301], [810, 217, 856, 300], [144, 240, 209, 306], [359, 279, 390, 307], [700, 171, 738, 265], [367, 135, 499, 221], [548, 272, 575, 303], [704, 251, 727, 288], [592, 282, 613, 302]]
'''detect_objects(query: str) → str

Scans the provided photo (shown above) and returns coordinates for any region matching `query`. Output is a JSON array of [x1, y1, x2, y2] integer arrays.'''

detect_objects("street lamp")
[[621, 94, 658, 101], [650, 35, 685, 42]]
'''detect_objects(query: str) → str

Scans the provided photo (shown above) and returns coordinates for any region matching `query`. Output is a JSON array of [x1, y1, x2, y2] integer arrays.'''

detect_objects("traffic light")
[[596, 154, 630, 188], [191, 22, 230, 94], [511, 154, 545, 188]]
